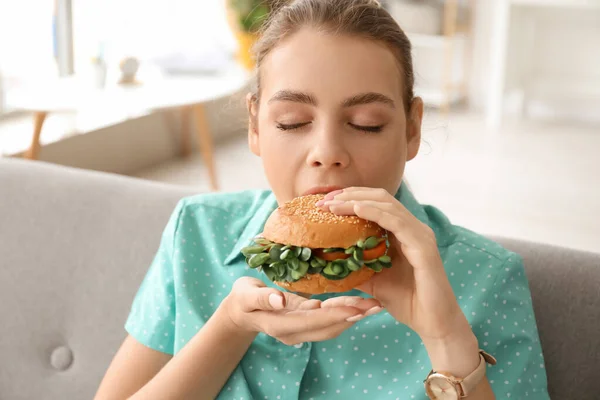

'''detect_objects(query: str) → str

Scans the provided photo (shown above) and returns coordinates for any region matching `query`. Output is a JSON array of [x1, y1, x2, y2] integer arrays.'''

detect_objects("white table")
[[11, 66, 250, 190], [486, 0, 600, 129]]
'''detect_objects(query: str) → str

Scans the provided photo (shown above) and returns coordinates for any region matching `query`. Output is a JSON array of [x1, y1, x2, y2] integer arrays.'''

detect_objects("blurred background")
[[0, 0, 599, 252]]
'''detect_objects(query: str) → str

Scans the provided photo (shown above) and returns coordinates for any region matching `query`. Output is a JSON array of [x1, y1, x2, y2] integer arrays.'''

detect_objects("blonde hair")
[[251, 0, 415, 112]]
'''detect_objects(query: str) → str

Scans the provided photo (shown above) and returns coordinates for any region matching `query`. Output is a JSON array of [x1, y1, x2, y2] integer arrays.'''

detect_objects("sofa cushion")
[[0, 158, 195, 400], [490, 237, 600, 400]]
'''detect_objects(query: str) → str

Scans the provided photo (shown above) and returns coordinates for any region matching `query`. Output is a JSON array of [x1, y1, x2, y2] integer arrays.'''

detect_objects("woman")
[[95, 1, 549, 399]]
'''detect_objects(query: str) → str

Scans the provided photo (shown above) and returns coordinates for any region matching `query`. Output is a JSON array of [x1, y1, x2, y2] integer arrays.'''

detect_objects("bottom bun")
[[275, 266, 376, 294]]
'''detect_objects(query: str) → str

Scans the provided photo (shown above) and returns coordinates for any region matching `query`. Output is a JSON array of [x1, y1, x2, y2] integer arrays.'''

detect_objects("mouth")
[[302, 186, 344, 197]]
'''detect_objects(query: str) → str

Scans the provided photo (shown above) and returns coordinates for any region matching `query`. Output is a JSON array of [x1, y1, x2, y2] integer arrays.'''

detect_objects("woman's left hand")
[[317, 187, 467, 342]]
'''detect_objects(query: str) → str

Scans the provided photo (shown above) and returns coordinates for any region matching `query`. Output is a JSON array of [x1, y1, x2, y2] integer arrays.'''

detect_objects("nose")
[[306, 131, 350, 169]]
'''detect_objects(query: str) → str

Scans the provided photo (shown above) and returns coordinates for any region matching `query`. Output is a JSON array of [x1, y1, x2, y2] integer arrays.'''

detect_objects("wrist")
[[422, 318, 480, 378]]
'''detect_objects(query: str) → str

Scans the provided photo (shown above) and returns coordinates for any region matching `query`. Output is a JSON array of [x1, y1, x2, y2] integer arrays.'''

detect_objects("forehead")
[[259, 28, 404, 104]]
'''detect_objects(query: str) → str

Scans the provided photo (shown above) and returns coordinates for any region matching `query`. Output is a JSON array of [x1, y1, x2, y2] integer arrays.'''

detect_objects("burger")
[[241, 194, 392, 294]]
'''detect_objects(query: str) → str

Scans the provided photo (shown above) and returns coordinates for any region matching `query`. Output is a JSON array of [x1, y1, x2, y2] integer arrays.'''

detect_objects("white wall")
[[469, 2, 600, 123]]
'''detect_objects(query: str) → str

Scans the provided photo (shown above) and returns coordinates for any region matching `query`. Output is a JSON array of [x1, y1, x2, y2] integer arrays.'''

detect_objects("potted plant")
[[226, 0, 273, 70]]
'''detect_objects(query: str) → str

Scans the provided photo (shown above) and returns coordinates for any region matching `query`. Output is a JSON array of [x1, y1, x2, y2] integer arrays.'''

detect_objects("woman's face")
[[248, 28, 423, 204]]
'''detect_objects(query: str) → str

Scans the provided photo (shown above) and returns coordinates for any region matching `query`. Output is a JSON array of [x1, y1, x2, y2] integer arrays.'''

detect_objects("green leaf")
[[320, 272, 347, 281], [241, 245, 266, 257], [269, 261, 285, 269], [269, 244, 283, 261], [315, 257, 327, 267], [277, 264, 287, 278], [300, 247, 312, 262], [344, 246, 355, 255], [298, 260, 309, 275], [280, 249, 291, 260], [248, 253, 270, 268], [294, 247, 302, 257], [369, 261, 384, 272], [332, 262, 344, 275], [378, 255, 392, 264], [346, 257, 362, 271], [263, 267, 276, 281], [291, 269, 304, 280], [254, 237, 272, 246], [289, 258, 300, 271], [323, 262, 337, 275], [353, 247, 364, 264], [323, 247, 345, 253], [308, 266, 323, 274], [364, 236, 379, 249], [356, 239, 365, 249]]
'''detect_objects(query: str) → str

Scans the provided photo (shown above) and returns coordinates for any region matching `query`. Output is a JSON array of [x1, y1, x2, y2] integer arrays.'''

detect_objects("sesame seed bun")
[[263, 194, 384, 249], [262, 194, 385, 294]]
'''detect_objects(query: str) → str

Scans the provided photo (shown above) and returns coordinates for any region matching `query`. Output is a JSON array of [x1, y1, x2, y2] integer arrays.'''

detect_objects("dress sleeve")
[[124, 200, 185, 355], [484, 253, 550, 399]]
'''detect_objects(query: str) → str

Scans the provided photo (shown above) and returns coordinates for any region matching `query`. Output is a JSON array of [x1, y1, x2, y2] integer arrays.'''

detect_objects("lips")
[[302, 186, 344, 196]]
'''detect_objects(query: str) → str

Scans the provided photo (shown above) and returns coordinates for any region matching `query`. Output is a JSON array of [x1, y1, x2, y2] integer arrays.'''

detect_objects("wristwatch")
[[424, 350, 497, 399]]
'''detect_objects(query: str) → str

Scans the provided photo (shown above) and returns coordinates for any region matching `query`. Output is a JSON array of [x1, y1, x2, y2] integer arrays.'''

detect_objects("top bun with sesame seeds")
[[239, 194, 391, 294], [263, 194, 384, 249]]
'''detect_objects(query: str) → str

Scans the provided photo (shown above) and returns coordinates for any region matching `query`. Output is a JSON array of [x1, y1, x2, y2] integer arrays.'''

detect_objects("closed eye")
[[276, 122, 311, 131], [349, 122, 384, 133]]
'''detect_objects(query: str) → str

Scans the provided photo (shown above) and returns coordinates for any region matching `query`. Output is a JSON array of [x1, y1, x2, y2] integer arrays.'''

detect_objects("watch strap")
[[425, 350, 497, 398], [459, 350, 497, 397]]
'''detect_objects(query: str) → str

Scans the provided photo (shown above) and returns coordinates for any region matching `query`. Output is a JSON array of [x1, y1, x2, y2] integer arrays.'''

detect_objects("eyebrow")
[[268, 90, 318, 105], [268, 90, 396, 109], [342, 92, 396, 109]]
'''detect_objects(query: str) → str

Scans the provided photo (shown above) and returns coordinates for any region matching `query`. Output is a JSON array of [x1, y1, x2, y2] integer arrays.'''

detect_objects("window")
[[0, 0, 59, 114], [71, 0, 236, 76], [0, 0, 235, 115]]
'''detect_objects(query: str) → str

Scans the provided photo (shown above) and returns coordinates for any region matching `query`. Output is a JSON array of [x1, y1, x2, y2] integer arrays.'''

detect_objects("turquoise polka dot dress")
[[125, 183, 549, 399]]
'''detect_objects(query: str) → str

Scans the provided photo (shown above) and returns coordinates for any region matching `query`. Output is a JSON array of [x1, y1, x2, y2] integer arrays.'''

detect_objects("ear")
[[246, 93, 260, 157], [406, 97, 423, 161]]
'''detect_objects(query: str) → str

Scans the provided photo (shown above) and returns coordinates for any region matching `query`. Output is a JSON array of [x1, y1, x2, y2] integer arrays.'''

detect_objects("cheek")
[[352, 134, 407, 189], [258, 130, 304, 192], [357, 133, 406, 166]]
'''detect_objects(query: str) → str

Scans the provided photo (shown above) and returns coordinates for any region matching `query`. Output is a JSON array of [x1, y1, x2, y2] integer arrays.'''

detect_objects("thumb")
[[252, 288, 286, 311], [234, 276, 286, 312]]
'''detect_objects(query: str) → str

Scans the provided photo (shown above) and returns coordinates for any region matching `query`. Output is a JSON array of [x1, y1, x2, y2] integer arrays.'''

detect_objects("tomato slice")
[[363, 241, 387, 260], [314, 250, 349, 261], [314, 240, 387, 262]]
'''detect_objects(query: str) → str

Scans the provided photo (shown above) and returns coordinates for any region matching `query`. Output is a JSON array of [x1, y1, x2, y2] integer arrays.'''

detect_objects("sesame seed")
[[283, 194, 367, 225]]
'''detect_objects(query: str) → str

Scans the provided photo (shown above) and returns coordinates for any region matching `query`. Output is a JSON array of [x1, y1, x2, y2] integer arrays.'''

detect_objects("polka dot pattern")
[[125, 186, 549, 399]]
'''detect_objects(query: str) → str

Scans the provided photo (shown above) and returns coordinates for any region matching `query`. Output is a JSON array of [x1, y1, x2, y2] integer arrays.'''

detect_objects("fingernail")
[[346, 314, 365, 322], [315, 199, 325, 207], [364, 306, 384, 316], [324, 200, 345, 207], [324, 189, 344, 200], [269, 293, 284, 310]]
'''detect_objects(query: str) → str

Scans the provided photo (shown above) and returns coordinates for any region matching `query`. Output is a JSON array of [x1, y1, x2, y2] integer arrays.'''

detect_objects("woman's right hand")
[[221, 276, 383, 346]]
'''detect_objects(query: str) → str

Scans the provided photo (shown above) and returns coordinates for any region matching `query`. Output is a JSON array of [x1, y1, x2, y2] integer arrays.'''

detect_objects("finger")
[[234, 277, 287, 312], [280, 320, 356, 345], [320, 296, 381, 312], [253, 305, 363, 337], [323, 187, 392, 202], [352, 202, 427, 249], [323, 199, 398, 217], [285, 294, 322, 310]]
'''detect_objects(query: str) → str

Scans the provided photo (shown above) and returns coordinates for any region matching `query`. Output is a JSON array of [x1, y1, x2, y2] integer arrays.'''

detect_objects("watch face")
[[426, 374, 459, 400]]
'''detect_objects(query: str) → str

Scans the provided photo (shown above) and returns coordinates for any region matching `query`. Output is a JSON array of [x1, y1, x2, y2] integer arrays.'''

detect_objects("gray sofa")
[[1, 157, 599, 400]]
